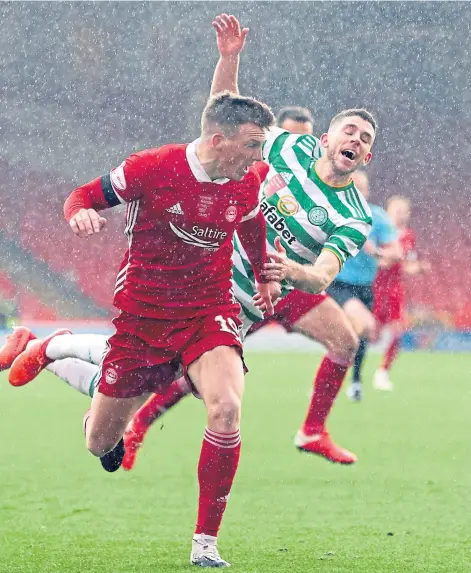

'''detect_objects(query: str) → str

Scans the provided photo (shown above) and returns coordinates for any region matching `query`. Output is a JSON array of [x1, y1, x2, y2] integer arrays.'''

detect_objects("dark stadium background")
[[0, 1, 469, 341]]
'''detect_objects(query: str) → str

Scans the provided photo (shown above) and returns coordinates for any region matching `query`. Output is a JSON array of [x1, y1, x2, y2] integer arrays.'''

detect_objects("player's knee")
[[340, 330, 360, 362], [330, 324, 359, 363], [86, 432, 118, 458], [207, 397, 241, 432], [355, 316, 375, 340]]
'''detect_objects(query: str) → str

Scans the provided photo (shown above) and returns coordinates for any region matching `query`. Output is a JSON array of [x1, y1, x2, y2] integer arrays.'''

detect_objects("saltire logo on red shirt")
[[169, 222, 221, 249]]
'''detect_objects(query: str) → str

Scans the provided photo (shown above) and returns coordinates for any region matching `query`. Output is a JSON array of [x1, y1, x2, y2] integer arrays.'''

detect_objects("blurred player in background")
[[277, 106, 314, 135], [326, 171, 402, 401], [252, 105, 314, 183], [372, 195, 429, 391]]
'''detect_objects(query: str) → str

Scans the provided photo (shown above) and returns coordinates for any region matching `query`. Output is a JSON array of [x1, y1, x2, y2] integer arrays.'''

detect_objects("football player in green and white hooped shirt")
[[210, 14, 374, 462]]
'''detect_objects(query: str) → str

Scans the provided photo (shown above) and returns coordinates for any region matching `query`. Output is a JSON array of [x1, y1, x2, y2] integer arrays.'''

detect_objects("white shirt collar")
[[186, 139, 230, 185]]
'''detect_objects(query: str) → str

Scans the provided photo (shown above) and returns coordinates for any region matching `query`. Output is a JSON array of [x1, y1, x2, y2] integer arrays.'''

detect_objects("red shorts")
[[97, 310, 243, 398], [373, 288, 405, 325], [247, 289, 328, 335]]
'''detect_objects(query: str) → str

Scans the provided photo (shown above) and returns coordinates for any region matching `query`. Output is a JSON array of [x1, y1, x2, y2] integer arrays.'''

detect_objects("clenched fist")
[[69, 208, 107, 238]]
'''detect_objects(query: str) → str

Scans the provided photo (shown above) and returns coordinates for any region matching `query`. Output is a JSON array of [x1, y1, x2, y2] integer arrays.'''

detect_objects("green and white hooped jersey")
[[232, 127, 373, 333]]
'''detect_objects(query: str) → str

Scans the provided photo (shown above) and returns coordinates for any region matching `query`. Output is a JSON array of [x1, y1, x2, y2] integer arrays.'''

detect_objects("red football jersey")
[[375, 227, 416, 292], [76, 143, 263, 319]]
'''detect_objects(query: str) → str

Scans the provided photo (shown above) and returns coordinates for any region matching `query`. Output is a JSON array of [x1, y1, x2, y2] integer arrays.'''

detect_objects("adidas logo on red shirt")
[[166, 202, 184, 215]]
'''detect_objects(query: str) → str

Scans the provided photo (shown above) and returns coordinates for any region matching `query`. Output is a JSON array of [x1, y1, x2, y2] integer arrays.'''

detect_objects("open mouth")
[[341, 149, 356, 161]]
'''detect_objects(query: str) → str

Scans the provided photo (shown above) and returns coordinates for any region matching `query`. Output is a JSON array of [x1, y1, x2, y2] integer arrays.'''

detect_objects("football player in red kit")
[[373, 195, 429, 390], [62, 92, 278, 567]]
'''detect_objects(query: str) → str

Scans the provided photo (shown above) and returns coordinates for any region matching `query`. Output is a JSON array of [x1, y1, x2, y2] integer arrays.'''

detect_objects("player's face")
[[321, 116, 375, 176], [388, 199, 411, 227], [217, 123, 266, 180], [279, 119, 313, 135]]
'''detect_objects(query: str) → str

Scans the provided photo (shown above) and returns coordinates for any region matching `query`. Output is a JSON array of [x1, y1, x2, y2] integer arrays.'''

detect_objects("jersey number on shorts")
[[215, 315, 241, 342]]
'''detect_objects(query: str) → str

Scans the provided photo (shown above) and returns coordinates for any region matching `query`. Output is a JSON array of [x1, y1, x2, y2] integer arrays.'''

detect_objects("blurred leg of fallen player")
[[2, 328, 107, 395], [1, 327, 188, 469]]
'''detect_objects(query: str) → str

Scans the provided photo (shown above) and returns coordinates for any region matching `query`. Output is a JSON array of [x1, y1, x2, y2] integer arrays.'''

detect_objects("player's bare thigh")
[[188, 346, 245, 434], [343, 298, 376, 340], [292, 297, 359, 363], [86, 392, 150, 457]]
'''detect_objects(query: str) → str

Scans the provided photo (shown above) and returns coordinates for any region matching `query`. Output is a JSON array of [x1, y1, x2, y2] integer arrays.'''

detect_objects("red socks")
[[132, 387, 241, 537], [382, 335, 401, 371], [195, 428, 241, 537], [302, 356, 349, 436]]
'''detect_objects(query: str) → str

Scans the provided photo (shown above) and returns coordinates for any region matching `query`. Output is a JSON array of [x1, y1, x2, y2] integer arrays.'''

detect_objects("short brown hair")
[[202, 91, 275, 134], [277, 106, 313, 126], [329, 108, 377, 132]]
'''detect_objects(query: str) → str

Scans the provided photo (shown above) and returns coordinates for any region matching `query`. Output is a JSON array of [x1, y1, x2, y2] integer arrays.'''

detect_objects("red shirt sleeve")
[[237, 170, 268, 283], [108, 149, 157, 203], [63, 176, 110, 221], [64, 149, 159, 221], [237, 210, 268, 283]]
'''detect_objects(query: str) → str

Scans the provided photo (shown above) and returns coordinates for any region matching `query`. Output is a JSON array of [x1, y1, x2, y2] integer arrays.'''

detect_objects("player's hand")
[[261, 237, 294, 282], [254, 281, 279, 316], [253, 281, 281, 314], [69, 208, 106, 238], [212, 14, 249, 58]]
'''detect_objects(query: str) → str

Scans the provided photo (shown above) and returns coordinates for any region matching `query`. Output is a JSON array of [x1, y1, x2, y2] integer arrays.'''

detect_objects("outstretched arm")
[[262, 238, 341, 294], [210, 14, 248, 96]]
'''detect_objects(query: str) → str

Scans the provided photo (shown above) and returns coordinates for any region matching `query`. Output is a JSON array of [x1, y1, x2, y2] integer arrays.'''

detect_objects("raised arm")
[[210, 14, 248, 96]]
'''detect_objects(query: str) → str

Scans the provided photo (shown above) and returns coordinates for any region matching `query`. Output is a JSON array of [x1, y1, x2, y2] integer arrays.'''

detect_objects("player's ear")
[[211, 133, 225, 149], [362, 152, 372, 166], [320, 132, 329, 148]]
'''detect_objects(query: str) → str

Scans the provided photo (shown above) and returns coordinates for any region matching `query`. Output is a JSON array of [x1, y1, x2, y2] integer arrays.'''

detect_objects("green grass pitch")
[[1, 351, 470, 572]]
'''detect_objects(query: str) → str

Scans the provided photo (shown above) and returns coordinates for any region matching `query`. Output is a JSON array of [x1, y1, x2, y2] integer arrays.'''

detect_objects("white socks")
[[46, 358, 98, 397], [45, 334, 108, 366]]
